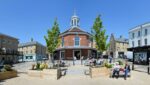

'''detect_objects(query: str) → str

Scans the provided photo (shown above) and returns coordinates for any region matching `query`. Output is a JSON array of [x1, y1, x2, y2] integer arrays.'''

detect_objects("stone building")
[[0, 33, 20, 64], [108, 34, 129, 58], [18, 41, 46, 61], [54, 13, 97, 60]]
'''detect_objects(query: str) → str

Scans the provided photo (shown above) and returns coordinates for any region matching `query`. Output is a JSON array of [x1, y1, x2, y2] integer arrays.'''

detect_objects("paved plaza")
[[0, 62, 150, 85]]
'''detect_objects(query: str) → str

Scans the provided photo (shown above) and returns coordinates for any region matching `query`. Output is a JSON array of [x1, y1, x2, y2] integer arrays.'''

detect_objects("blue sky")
[[0, 0, 150, 45]]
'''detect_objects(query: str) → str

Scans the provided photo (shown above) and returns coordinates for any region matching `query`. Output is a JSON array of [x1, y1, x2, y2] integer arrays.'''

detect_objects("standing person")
[[108, 55, 113, 63], [81, 56, 84, 65], [112, 62, 121, 78], [73, 56, 76, 66], [124, 62, 131, 80]]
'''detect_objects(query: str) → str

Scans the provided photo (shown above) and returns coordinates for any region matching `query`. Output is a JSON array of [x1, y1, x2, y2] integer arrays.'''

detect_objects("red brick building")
[[54, 13, 97, 60]]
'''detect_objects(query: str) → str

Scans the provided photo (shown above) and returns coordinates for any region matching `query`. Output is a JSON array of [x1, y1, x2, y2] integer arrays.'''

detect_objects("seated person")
[[97, 57, 103, 65], [124, 62, 131, 80], [91, 57, 96, 66], [89, 57, 93, 65], [112, 62, 121, 78], [59, 60, 65, 67], [85, 58, 89, 63]]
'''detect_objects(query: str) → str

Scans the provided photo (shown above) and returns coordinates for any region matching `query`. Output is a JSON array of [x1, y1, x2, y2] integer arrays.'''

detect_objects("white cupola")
[[71, 11, 80, 28]]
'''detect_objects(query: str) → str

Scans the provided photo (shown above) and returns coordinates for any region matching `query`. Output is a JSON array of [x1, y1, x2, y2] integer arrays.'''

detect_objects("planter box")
[[27, 69, 61, 80], [0, 70, 17, 80], [27, 70, 42, 77], [90, 67, 110, 78], [42, 69, 57, 80]]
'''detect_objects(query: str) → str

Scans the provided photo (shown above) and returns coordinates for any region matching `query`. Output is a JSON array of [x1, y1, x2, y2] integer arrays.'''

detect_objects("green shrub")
[[4, 65, 12, 71], [36, 63, 40, 70], [39, 63, 48, 70], [34, 63, 48, 70], [104, 63, 113, 68], [117, 60, 123, 65], [1, 68, 7, 72]]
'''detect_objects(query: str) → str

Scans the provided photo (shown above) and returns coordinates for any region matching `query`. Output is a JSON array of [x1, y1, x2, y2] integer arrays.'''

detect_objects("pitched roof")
[[69, 27, 84, 32], [129, 22, 150, 32], [115, 37, 129, 43], [0, 33, 18, 40], [110, 34, 128, 43], [60, 27, 91, 36], [18, 41, 45, 47]]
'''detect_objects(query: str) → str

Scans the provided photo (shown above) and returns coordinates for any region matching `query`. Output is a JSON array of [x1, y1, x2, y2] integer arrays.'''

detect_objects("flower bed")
[[28, 68, 61, 80], [28, 62, 62, 80], [0, 70, 17, 80], [0, 65, 17, 80]]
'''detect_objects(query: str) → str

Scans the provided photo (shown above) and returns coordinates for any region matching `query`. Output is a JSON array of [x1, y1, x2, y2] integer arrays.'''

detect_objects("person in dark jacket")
[[124, 62, 131, 80]]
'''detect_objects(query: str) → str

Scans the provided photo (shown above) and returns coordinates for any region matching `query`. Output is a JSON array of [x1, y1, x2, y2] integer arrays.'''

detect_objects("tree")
[[44, 19, 60, 65], [91, 15, 109, 54]]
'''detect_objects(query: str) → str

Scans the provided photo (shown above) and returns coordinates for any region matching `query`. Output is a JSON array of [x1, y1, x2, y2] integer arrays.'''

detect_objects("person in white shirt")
[[81, 56, 84, 65], [73, 56, 76, 65], [97, 57, 103, 65], [112, 62, 121, 78]]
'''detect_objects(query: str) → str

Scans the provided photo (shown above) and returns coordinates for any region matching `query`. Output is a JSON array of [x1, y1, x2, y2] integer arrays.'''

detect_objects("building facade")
[[18, 41, 46, 61], [109, 34, 129, 58], [0, 33, 20, 64], [54, 13, 97, 60], [128, 22, 150, 65]]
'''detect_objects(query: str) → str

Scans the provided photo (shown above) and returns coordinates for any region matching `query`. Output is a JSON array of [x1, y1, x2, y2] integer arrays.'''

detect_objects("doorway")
[[118, 52, 124, 58], [60, 51, 65, 60], [73, 50, 81, 60]]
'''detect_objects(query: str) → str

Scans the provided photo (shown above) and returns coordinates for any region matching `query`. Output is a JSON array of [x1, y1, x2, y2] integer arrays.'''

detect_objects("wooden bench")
[[110, 69, 131, 78]]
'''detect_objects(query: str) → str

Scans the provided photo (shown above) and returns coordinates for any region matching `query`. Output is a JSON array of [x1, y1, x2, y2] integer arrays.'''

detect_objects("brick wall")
[[81, 49, 88, 57], [65, 49, 73, 60], [59, 34, 90, 48]]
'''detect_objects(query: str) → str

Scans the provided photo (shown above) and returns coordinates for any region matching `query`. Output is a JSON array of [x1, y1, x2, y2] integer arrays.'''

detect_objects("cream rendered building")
[[18, 41, 46, 61]]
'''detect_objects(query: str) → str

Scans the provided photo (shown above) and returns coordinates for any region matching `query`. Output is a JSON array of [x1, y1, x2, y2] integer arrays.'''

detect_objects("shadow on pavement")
[[17, 72, 27, 74], [134, 70, 148, 73]]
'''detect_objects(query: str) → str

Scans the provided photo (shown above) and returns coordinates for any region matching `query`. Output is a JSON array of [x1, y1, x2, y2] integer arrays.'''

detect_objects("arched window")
[[75, 35, 79, 46], [74, 19, 76, 26], [72, 20, 73, 26]]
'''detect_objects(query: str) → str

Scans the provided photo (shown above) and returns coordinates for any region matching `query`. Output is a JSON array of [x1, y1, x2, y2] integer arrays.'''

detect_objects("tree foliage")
[[92, 15, 109, 53], [44, 19, 60, 54]]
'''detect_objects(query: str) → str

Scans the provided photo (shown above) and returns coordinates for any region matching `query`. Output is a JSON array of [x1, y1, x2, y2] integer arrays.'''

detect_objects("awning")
[[127, 45, 150, 52]]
